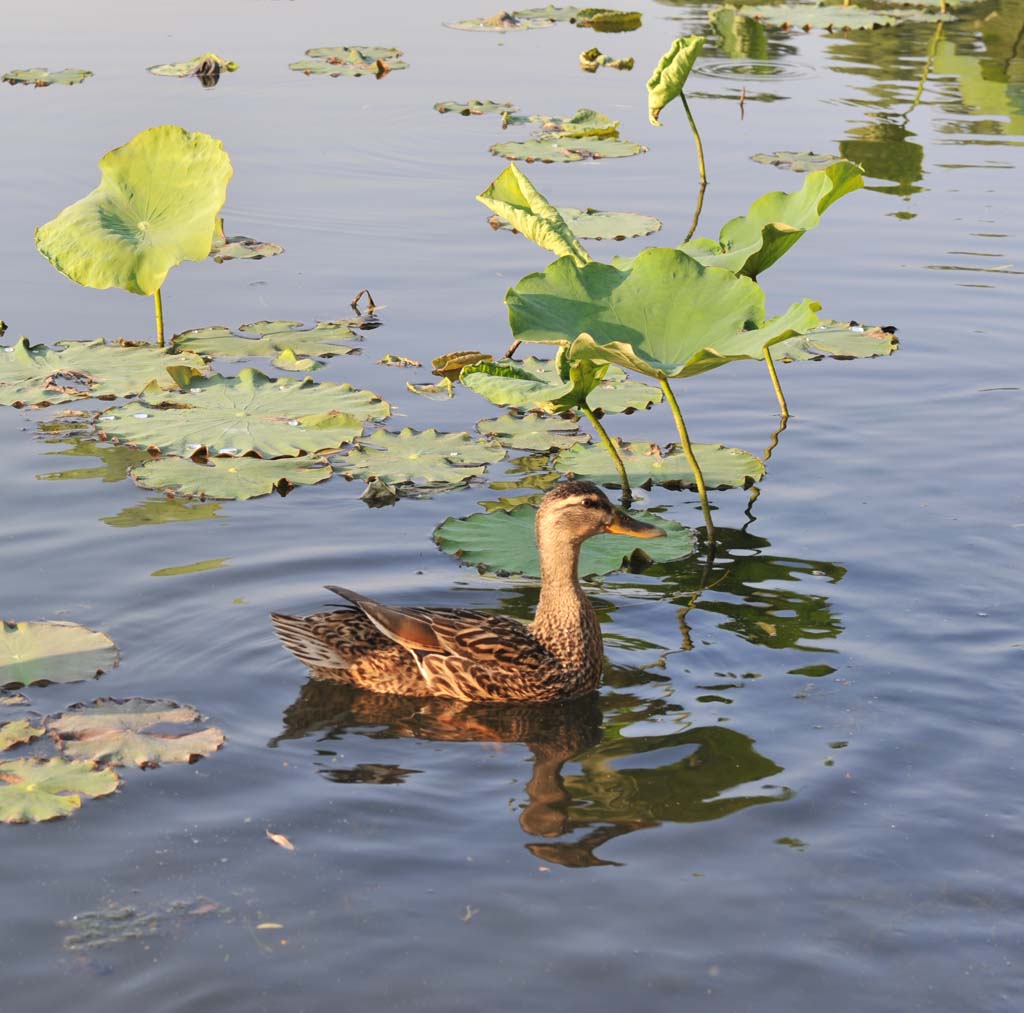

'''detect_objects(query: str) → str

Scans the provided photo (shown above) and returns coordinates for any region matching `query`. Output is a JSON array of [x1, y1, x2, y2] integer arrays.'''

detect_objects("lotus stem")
[[745, 415, 789, 521], [153, 288, 165, 348], [684, 181, 707, 244], [764, 347, 789, 418], [658, 376, 715, 544], [679, 94, 707, 188], [579, 402, 632, 507], [910, 21, 944, 114]]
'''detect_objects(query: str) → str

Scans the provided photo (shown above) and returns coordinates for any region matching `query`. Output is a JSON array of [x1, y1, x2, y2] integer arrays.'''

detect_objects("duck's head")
[[536, 480, 666, 545]]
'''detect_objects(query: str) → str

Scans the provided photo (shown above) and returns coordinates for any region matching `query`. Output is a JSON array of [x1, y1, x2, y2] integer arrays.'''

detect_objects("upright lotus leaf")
[[435, 505, 693, 578], [477, 412, 589, 452], [131, 455, 334, 500], [678, 162, 864, 277], [96, 368, 389, 458], [435, 99, 517, 116], [477, 164, 591, 267], [1, 620, 119, 689], [3, 68, 92, 87], [767, 321, 899, 362], [507, 247, 821, 379], [0, 720, 45, 751], [48, 698, 225, 768], [147, 53, 238, 78], [35, 125, 233, 297], [0, 758, 120, 824], [491, 136, 646, 163], [172, 320, 357, 361], [647, 36, 704, 125], [291, 46, 408, 76]]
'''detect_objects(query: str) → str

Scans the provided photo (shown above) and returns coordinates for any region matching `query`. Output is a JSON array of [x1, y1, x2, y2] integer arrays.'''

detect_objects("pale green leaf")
[[751, 151, 845, 172], [146, 53, 238, 78], [445, 11, 557, 30], [3, 67, 92, 87], [173, 320, 357, 362], [0, 758, 120, 823], [0, 720, 45, 751], [291, 46, 408, 76], [131, 455, 333, 500], [768, 321, 899, 362], [490, 136, 646, 162], [435, 99, 517, 115], [477, 412, 589, 451], [1, 620, 118, 689], [647, 36, 704, 125]]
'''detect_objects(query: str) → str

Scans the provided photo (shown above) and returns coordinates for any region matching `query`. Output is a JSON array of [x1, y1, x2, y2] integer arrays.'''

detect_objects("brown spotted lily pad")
[[0, 758, 120, 823]]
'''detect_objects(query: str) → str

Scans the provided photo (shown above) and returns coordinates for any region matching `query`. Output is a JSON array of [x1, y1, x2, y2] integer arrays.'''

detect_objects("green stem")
[[658, 376, 714, 544], [764, 347, 789, 418], [684, 181, 707, 244], [580, 402, 632, 507], [153, 288, 165, 348], [680, 94, 707, 188]]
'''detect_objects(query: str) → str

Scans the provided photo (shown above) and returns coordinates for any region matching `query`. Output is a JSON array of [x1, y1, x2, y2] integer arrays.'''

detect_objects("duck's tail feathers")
[[271, 612, 350, 672], [325, 585, 367, 607]]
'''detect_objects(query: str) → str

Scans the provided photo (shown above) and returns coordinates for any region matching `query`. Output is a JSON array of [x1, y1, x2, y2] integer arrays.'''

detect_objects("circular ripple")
[[695, 59, 815, 81]]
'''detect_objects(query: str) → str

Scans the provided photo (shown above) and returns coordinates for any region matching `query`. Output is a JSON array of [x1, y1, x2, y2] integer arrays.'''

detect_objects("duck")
[[270, 480, 665, 702]]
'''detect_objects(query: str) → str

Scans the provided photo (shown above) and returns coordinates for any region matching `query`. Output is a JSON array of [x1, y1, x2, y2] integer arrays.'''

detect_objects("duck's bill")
[[604, 510, 666, 539]]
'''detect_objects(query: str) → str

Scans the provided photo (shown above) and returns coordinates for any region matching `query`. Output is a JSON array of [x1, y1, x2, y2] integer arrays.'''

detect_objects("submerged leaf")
[[1, 620, 118, 689], [0, 758, 119, 823], [751, 151, 845, 173], [3, 67, 92, 87], [647, 36, 704, 126], [435, 99, 517, 115], [131, 455, 333, 500]]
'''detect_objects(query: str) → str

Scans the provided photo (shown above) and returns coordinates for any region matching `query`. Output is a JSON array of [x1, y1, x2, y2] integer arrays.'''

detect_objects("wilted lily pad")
[[435, 505, 694, 578], [0, 720, 45, 751], [147, 53, 238, 79], [445, 10, 557, 30], [435, 99, 517, 115], [1, 620, 119, 689], [49, 698, 225, 769], [580, 48, 634, 72], [432, 351, 493, 378], [769, 321, 898, 362], [172, 320, 357, 362], [131, 455, 333, 500], [491, 136, 646, 163], [291, 46, 408, 77], [209, 225, 283, 263], [752, 151, 845, 172], [407, 379, 455, 400], [648, 35, 704, 125], [536, 108, 621, 138], [477, 412, 589, 452], [0, 758, 119, 823], [333, 428, 506, 490], [555, 439, 765, 489], [96, 368, 388, 458], [4, 68, 92, 87]]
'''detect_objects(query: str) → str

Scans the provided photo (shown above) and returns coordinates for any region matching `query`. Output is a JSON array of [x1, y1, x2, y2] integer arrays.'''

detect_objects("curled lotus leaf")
[[291, 46, 408, 76], [678, 162, 864, 278], [0, 337, 207, 408], [36, 126, 233, 297], [445, 11, 557, 31], [751, 151, 846, 173], [535, 108, 620, 138], [575, 8, 642, 31], [768, 321, 899, 362], [435, 99, 517, 116], [49, 698, 225, 769], [1, 620, 119, 689], [332, 428, 506, 489], [432, 350, 492, 378], [407, 380, 454, 400], [507, 247, 821, 380], [491, 136, 646, 163], [147, 53, 238, 78], [580, 49, 634, 72], [0, 720, 45, 751], [503, 356, 663, 414], [477, 412, 589, 452], [0, 758, 120, 824], [434, 505, 694, 578], [95, 368, 388, 458], [648, 36, 704, 126], [555, 439, 765, 490], [3, 68, 92, 87], [377, 353, 421, 367], [172, 320, 357, 362], [131, 455, 333, 501]]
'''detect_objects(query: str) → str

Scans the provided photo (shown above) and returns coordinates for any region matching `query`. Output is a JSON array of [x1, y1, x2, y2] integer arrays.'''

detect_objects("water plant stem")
[[153, 289, 165, 348], [679, 94, 707, 188], [684, 181, 707, 244], [658, 376, 715, 543], [579, 403, 632, 507], [764, 347, 789, 417]]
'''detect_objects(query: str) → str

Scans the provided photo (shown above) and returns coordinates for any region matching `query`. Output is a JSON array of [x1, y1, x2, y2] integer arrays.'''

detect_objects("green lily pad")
[[515, 356, 663, 413], [768, 321, 899, 362], [332, 428, 506, 489], [580, 48, 634, 72], [146, 53, 238, 78], [49, 698, 225, 768], [434, 505, 695, 578], [560, 207, 660, 241], [290, 46, 408, 76], [555, 440, 765, 489], [97, 368, 388, 458], [172, 320, 357, 362], [477, 412, 589, 451], [151, 558, 229, 578], [0, 337, 207, 408], [535, 108, 621, 138], [491, 136, 646, 162], [1, 620, 118, 689], [445, 11, 557, 30], [677, 161, 864, 278], [648, 35, 704, 125], [507, 247, 821, 380], [0, 720, 45, 751], [751, 151, 846, 172], [36, 125, 233, 297], [575, 8, 642, 31], [0, 758, 120, 824], [3, 68, 92, 87], [209, 232, 283, 263], [131, 455, 333, 500], [435, 99, 517, 115], [100, 499, 223, 528]]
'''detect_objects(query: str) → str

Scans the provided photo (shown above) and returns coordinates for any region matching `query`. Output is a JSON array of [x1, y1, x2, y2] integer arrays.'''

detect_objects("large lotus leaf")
[[445, 12, 557, 30], [3, 68, 92, 87], [96, 368, 388, 458], [0, 758, 120, 824], [678, 162, 864, 278], [768, 321, 898, 362], [751, 151, 845, 172], [291, 46, 408, 76], [1, 620, 118, 689], [555, 440, 764, 489], [434, 505, 694, 578], [477, 412, 589, 451], [49, 698, 225, 768], [647, 36, 704, 126], [0, 337, 208, 408], [172, 321, 357, 362], [477, 165, 591, 267], [147, 53, 238, 77], [131, 455, 333, 500], [507, 247, 821, 379], [435, 99, 517, 115], [333, 428, 506, 488], [0, 720, 45, 751], [36, 126, 233, 297], [491, 136, 646, 162], [575, 8, 642, 31]]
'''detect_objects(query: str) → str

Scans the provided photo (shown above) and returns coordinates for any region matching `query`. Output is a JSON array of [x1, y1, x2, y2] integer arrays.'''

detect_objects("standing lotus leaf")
[[48, 698, 225, 769], [1, 620, 119, 689], [647, 36, 704, 125], [477, 413, 589, 452], [0, 758, 120, 824], [3, 68, 92, 87], [131, 455, 334, 501], [35, 126, 233, 297]]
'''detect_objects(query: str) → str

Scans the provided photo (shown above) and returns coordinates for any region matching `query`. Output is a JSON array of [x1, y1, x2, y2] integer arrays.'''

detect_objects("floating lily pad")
[[377, 353, 421, 367], [494, 206, 661, 241], [478, 492, 545, 511], [407, 379, 454, 399], [209, 228, 283, 262], [513, 357, 663, 413], [3, 68, 92, 87], [491, 136, 646, 162], [535, 108, 621, 138], [435, 505, 694, 578], [575, 8, 642, 31], [333, 428, 506, 489], [151, 558, 228, 578], [580, 48, 634, 72], [97, 369, 387, 458], [0, 337, 207, 408], [49, 698, 225, 769], [435, 99, 517, 115], [1, 620, 119, 689], [0, 720, 45, 751], [147, 53, 238, 80], [477, 412, 589, 452], [0, 758, 120, 823], [648, 35, 704, 125], [172, 320, 357, 362], [100, 499, 223, 528], [769, 321, 899, 362], [751, 151, 846, 172], [131, 455, 333, 500], [291, 46, 408, 76], [36, 125, 233, 297], [445, 11, 557, 30], [555, 440, 765, 489]]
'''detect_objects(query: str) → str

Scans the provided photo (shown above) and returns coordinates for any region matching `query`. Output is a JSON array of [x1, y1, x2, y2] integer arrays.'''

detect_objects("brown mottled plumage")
[[270, 481, 664, 702]]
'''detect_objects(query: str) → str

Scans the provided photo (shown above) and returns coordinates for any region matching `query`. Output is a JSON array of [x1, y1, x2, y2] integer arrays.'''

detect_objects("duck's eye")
[[582, 498, 601, 509]]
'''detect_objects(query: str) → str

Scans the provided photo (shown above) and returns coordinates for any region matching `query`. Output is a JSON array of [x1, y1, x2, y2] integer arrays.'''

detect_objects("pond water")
[[2, 1, 1022, 1009]]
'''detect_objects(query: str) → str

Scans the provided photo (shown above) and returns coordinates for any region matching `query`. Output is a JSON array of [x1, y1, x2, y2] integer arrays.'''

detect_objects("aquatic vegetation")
[[575, 8, 642, 31], [434, 99, 517, 115], [431, 350, 492, 378], [1, 620, 118, 688], [172, 319, 358, 364], [131, 455, 334, 501], [209, 219, 283, 262], [100, 499, 223, 528], [290, 46, 408, 77], [35, 126, 233, 346], [491, 136, 647, 162], [647, 35, 705, 127], [3, 67, 92, 87], [0, 720, 44, 751], [580, 48, 634, 72], [771, 320, 899, 362], [710, 6, 768, 59], [477, 412, 589, 452], [503, 109, 620, 135], [713, 3, 951, 32], [751, 151, 846, 172], [445, 10, 558, 31], [146, 53, 238, 85], [0, 758, 120, 824]]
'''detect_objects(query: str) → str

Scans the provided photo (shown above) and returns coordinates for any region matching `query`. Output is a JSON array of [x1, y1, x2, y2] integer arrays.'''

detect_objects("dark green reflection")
[[36, 423, 150, 483], [840, 121, 925, 197]]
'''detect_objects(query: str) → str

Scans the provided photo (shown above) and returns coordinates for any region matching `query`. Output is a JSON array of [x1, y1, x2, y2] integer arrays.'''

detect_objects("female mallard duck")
[[271, 481, 664, 703]]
